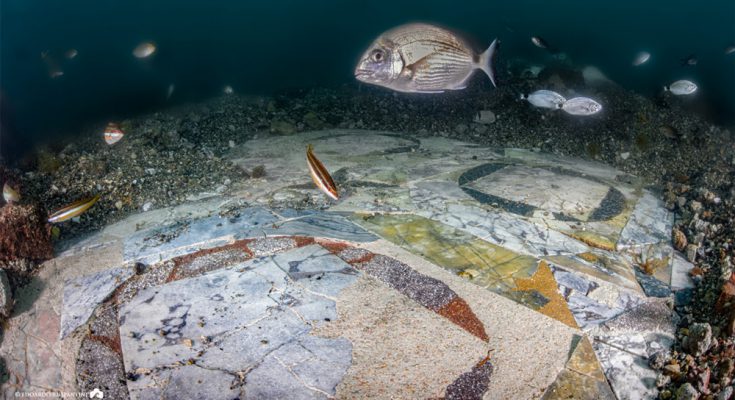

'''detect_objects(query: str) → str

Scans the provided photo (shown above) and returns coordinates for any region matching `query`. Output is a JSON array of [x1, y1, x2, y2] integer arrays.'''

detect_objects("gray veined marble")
[[617, 193, 674, 250], [593, 341, 659, 400], [124, 206, 279, 264], [60, 265, 134, 339], [118, 244, 357, 400], [416, 201, 591, 258], [670, 252, 695, 290], [264, 212, 378, 243]]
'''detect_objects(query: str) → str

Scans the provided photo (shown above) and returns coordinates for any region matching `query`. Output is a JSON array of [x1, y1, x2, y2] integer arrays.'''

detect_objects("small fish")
[[65, 49, 78, 59], [306, 144, 338, 200], [355, 23, 498, 93], [41, 51, 64, 78], [680, 54, 697, 66], [659, 125, 679, 139], [632, 51, 650, 66], [725, 45, 735, 55], [531, 36, 551, 49], [104, 122, 125, 145], [664, 80, 697, 95], [48, 195, 100, 223], [520, 90, 566, 109], [133, 42, 156, 58], [223, 85, 234, 94], [3, 182, 20, 204], [561, 97, 602, 116], [166, 84, 175, 100]]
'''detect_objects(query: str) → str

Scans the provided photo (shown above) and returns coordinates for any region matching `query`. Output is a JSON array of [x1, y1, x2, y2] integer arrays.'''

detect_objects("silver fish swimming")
[[355, 23, 498, 93], [561, 97, 603, 116]]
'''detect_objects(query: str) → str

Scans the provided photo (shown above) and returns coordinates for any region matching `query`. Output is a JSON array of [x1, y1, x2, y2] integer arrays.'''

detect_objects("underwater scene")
[[1, 1, 735, 399]]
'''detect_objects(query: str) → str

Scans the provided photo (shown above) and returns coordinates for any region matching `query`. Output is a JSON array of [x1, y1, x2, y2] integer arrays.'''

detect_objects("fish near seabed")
[[632, 51, 651, 66], [665, 80, 697, 95], [520, 90, 566, 109], [104, 122, 125, 145], [354, 23, 499, 93], [48, 195, 100, 223], [561, 97, 603, 116], [3, 182, 20, 204], [306, 144, 338, 200]]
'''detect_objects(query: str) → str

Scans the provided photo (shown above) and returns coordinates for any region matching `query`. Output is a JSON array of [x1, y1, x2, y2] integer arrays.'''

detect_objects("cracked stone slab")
[[617, 192, 674, 250], [61, 265, 134, 339], [118, 244, 356, 400], [124, 206, 279, 264], [670, 252, 695, 290], [265, 212, 378, 243], [593, 340, 659, 400]]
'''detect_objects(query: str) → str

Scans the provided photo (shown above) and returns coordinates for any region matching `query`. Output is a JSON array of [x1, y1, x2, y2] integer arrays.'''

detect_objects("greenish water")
[[1, 0, 734, 159]]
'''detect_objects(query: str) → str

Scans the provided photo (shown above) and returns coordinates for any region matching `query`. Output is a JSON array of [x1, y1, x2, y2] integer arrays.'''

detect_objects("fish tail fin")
[[478, 39, 499, 88], [307, 144, 313, 152]]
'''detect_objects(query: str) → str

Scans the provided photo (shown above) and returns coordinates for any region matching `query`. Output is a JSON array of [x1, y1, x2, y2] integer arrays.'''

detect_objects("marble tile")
[[118, 245, 356, 399], [124, 206, 279, 264], [593, 341, 659, 400], [545, 252, 642, 294], [634, 268, 673, 298], [264, 212, 378, 243], [354, 214, 548, 313], [415, 201, 591, 258], [60, 265, 134, 339], [617, 192, 674, 250], [566, 336, 606, 381], [541, 369, 616, 400], [589, 298, 677, 358], [671, 252, 695, 290], [514, 261, 578, 328], [465, 165, 612, 221]]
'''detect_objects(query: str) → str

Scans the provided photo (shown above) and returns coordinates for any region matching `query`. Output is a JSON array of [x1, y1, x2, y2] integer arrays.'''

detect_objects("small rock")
[[0, 269, 12, 319], [717, 386, 733, 400], [683, 322, 712, 356], [228, 140, 235, 148], [676, 383, 698, 400], [664, 363, 682, 378], [673, 227, 688, 251], [142, 202, 153, 212], [678, 196, 688, 208], [655, 373, 670, 388], [686, 244, 699, 263], [455, 124, 468, 134], [649, 351, 667, 369], [690, 200, 702, 213], [620, 152, 630, 160], [115, 201, 123, 210], [474, 110, 496, 124]]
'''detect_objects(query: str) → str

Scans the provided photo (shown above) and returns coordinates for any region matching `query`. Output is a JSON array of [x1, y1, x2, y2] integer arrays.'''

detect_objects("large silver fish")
[[355, 23, 498, 93], [561, 97, 602, 116]]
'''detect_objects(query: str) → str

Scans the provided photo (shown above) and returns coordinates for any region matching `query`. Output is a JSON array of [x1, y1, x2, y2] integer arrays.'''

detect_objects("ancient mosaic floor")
[[1, 130, 692, 399]]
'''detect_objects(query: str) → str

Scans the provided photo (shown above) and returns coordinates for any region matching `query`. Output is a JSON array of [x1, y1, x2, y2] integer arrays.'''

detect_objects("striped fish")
[[306, 144, 338, 200], [104, 122, 124, 145], [355, 23, 498, 93], [48, 195, 100, 223]]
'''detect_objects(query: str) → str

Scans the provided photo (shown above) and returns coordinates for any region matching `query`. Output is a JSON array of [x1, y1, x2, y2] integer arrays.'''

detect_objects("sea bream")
[[561, 97, 603, 116], [665, 80, 697, 95], [520, 90, 566, 109], [355, 23, 498, 93]]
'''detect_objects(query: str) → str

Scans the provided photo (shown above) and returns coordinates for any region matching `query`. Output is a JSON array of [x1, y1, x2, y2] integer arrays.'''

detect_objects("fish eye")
[[371, 49, 385, 62]]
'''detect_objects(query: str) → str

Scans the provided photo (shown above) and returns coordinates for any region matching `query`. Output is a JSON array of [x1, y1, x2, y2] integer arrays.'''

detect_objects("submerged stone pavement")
[[0, 130, 692, 399]]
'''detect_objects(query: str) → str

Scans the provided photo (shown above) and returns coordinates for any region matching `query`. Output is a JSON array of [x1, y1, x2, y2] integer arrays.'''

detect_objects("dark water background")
[[2, 0, 734, 161]]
